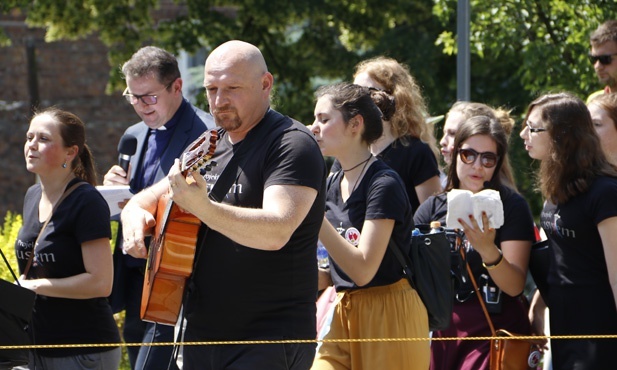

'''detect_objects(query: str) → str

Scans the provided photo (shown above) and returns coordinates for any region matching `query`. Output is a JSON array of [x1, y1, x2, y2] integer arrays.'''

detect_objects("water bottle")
[[429, 221, 441, 234], [317, 240, 329, 268], [412, 228, 421, 236]]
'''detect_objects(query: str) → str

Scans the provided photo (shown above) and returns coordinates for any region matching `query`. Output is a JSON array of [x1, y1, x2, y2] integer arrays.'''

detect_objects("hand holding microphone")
[[103, 134, 137, 186], [118, 134, 137, 174]]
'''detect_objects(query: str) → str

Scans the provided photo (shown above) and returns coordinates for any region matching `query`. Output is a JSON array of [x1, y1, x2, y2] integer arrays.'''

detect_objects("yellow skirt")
[[312, 279, 430, 370]]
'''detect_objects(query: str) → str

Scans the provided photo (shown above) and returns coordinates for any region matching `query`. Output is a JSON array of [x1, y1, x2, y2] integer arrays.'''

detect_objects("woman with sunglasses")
[[415, 115, 536, 370], [522, 93, 617, 369], [439, 101, 516, 189], [311, 82, 429, 370]]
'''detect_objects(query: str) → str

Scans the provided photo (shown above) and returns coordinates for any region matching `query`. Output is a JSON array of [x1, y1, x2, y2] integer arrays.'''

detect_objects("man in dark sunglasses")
[[588, 20, 617, 103]]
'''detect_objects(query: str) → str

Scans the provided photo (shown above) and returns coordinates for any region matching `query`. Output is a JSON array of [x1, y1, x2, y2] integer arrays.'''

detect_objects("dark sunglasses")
[[458, 148, 499, 168], [588, 53, 617, 66]]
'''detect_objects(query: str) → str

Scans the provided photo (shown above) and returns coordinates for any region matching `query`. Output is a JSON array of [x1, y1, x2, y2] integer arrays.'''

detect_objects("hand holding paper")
[[96, 185, 134, 218], [446, 189, 504, 231]]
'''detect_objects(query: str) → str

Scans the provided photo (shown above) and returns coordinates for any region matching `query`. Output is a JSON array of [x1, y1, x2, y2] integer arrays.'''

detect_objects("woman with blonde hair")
[[351, 56, 442, 212], [587, 92, 617, 165]]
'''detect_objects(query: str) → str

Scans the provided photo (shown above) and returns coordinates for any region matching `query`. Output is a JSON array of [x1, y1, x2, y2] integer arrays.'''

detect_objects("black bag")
[[0, 279, 35, 368], [0, 249, 35, 368], [389, 225, 455, 331]]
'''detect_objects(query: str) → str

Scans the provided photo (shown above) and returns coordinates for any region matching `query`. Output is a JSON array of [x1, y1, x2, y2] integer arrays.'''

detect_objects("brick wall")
[[0, 14, 137, 217]]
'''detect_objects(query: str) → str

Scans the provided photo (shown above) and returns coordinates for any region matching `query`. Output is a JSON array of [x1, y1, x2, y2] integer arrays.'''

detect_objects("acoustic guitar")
[[140, 129, 218, 325]]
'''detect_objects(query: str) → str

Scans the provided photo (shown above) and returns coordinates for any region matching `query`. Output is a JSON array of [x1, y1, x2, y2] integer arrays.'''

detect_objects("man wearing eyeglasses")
[[588, 20, 617, 103], [103, 46, 214, 370]]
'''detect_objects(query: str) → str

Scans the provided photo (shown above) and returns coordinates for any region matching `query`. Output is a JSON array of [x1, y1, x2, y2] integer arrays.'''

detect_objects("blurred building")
[[0, 4, 205, 218]]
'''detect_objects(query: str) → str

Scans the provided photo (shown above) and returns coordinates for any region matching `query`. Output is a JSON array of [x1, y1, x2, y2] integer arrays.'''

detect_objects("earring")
[[62, 162, 67, 168]]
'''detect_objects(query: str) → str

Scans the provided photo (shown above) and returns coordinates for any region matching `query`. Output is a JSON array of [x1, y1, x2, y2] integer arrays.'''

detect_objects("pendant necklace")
[[347, 154, 373, 195], [343, 154, 372, 172]]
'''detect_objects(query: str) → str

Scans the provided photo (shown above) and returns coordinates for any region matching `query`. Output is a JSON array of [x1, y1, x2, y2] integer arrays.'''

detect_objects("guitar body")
[[140, 129, 218, 325], [140, 194, 201, 324]]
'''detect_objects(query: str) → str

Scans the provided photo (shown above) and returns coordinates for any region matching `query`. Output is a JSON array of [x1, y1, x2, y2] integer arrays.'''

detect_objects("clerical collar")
[[155, 98, 188, 131]]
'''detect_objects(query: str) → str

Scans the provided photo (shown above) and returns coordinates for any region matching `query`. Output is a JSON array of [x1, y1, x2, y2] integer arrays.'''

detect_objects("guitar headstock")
[[181, 129, 218, 176]]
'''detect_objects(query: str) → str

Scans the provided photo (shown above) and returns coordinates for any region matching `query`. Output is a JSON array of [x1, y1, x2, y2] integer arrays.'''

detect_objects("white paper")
[[96, 185, 133, 217], [446, 189, 504, 231]]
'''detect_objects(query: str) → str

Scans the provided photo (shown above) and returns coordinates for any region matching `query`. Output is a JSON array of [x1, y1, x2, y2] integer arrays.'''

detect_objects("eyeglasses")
[[525, 120, 547, 133], [123, 81, 173, 105], [588, 53, 617, 66], [458, 148, 499, 168]]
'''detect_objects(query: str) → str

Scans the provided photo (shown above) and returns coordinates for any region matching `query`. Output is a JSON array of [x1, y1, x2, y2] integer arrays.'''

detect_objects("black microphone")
[[117, 134, 137, 176]]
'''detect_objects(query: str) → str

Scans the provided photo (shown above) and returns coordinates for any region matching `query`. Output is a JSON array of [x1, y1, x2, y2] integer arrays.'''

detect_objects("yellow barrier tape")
[[2, 334, 617, 350]]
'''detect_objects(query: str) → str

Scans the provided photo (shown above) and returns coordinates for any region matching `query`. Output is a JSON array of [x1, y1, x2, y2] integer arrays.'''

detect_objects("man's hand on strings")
[[168, 158, 211, 216]]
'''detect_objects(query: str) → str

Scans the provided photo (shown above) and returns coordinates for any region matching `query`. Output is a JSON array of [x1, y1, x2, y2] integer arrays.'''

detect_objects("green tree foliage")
[[0, 1, 476, 120], [3, 1, 616, 117], [432, 0, 617, 215], [3, 0, 617, 215], [2, 0, 434, 124], [433, 0, 617, 103], [0, 211, 23, 281]]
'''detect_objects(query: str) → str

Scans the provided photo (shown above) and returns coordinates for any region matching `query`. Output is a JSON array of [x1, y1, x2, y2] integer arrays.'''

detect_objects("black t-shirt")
[[540, 176, 617, 287], [539, 176, 617, 369], [15, 179, 120, 357], [185, 109, 327, 341], [414, 185, 535, 296], [326, 160, 412, 290], [331, 136, 439, 214]]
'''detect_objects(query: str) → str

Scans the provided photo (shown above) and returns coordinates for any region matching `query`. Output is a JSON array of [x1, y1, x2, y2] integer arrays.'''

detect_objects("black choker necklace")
[[343, 154, 372, 172]]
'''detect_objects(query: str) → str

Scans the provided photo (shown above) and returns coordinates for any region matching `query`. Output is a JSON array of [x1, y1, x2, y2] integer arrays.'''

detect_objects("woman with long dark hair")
[[522, 93, 617, 369], [415, 115, 535, 369]]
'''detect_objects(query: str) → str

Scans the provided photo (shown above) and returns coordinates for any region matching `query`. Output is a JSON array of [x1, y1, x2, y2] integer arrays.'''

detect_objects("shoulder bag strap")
[[22, 181, 88, 278], [325, 170, 342, 192], [193, 111, 288, 270], [0, 247, 20, 283], [388, 238, 417, 290], [464, 248, 497, 336], [363, 167, 415, 288]]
